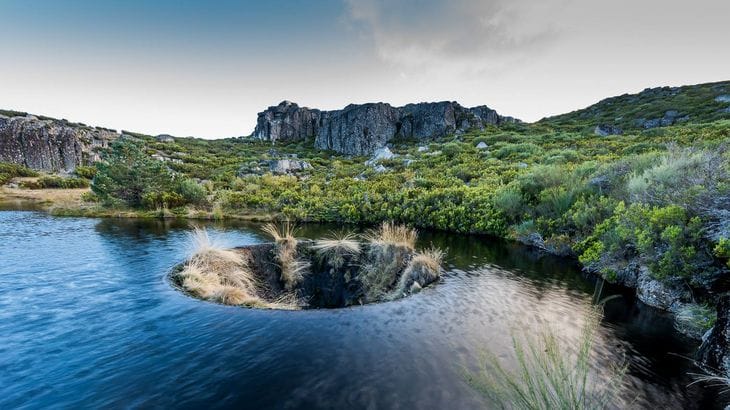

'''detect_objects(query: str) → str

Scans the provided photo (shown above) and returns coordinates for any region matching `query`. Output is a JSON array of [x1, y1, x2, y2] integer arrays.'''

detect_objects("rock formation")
[[253, 100, 516, 155], [0, 114, 118, 172], [253, 101, 321, 143], [697, 294, 730, 379]]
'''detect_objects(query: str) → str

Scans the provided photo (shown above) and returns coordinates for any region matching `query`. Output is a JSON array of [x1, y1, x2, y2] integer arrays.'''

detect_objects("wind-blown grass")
[[365, 221, 417, 249], [465, 307, 625, 409], [262, 221, 308, 290], [312, 232, 361, 269], [176, 227, 260, 306]]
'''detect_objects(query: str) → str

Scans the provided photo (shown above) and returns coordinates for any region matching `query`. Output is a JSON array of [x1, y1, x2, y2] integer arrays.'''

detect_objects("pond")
[[0, 210, 721, 409]]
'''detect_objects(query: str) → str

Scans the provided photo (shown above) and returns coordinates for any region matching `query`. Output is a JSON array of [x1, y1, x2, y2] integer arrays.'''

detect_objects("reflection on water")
[[0, 211, 722, 409]]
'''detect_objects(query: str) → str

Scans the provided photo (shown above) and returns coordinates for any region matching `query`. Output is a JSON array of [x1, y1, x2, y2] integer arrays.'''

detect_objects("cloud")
[[343, 0, 565, 75]]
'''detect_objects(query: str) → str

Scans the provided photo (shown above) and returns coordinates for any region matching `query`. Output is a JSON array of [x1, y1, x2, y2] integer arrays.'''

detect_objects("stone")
[[476, 141, 489, 149], [365, 146, 397, 165], [594, 124, 623, 136], [697, 294, 730, 380], [0, 115, 118, 172], [635, 267, 688, 311], [715, 95, 730, 103], [155, 134, 175, 143], [417, 146, 429, 152], [267, 159, 312, 174]]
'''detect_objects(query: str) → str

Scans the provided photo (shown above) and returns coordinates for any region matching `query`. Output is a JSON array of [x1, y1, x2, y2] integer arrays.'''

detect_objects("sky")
[[0, 0, 728, 138]]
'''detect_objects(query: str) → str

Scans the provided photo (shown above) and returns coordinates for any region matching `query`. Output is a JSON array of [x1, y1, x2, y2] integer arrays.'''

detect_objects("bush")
[[21, 176, 90, 189], [74, 166, 97, 179], [92, 140, 205, 209]]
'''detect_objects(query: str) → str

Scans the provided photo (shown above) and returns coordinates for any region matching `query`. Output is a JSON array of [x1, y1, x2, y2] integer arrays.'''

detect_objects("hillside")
[[540, 80, 730, 134]]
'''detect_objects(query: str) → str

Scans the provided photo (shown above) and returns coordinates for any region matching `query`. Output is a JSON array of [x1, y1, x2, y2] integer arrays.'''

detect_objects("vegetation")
[[173, 228, 295, 309], [3, 82, 729, 319], [21, 175, 90, 189], [262, 221, 308, 290], [91, 139, 206, 209], [312, 232, 361, 269], [0, 162, 38, 185], [465, 307, 625, 409]]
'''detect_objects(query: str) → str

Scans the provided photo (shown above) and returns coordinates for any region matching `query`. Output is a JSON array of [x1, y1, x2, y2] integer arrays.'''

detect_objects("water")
[[0, 210, 721, 409]]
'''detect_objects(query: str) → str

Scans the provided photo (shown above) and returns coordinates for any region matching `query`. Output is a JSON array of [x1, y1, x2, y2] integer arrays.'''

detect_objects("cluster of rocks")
[[594, 124, 623, 136], [635, 110, 690, 129], [237, 150, 312, 177], [253, 100, 518, 155], [0, 114, 118, 172]]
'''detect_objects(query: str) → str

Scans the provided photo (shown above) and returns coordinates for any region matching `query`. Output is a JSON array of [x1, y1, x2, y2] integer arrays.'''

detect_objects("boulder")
[[697, 294, 730, 379], [594, 124, 623, 136], [365, 146, 397, 165], [155, 134, 175, 143], [715, 95, 730, 103], [476, 141, 489, 149], [267, 159, 312, 174], [635, 267, 688, 311]]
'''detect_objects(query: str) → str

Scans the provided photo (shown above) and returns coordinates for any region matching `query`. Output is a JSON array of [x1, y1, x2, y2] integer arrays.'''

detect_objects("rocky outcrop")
[[697, 294, 730, 379], [253, 101, 321, 143], [594, 124, 623, 136], [317, 103, 401, 155], [0, 115, 118, 172], [253, 100, 516, 155]]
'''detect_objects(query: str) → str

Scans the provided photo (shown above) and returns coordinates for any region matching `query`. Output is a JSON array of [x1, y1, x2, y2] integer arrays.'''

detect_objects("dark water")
[[0, 210, 722, 409]]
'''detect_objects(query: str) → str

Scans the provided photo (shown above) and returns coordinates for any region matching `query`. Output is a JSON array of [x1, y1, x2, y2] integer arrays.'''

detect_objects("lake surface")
[[0, 210, 722, 409]]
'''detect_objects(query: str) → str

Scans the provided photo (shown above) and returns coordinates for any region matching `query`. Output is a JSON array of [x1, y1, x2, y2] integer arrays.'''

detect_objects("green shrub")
[[21, 176, 90, 189], [74, 166, 97, 179]]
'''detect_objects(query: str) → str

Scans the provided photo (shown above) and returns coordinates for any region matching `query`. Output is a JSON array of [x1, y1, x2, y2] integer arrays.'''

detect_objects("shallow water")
[[0, 211, 722, 409]]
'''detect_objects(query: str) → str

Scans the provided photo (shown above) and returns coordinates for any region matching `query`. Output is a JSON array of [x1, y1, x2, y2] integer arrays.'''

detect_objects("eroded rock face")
[[253, 100, 516, 155], [697, 294, 730, 379], [317, 103, 401, 155], [0, 115, 117, 172], [253, 101, 321, 143]]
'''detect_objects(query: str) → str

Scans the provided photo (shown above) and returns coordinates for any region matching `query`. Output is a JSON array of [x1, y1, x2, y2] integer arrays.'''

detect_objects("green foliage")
[[465, 307, 625, 409], [715, 238, 730, 268], [74, 166, 97, 179], [0, 162, 38, 185], [91, 140, 206, 209], [21, 176, 89, 189], [579, 202, 719, 284]]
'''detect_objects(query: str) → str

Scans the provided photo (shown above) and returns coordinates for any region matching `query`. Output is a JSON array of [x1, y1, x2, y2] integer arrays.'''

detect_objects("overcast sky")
[[1, 0, 728, 138]]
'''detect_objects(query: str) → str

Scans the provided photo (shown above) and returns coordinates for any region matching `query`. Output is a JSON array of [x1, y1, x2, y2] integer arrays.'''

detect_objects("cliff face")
[[0, 115, 118, 172], [254, 100, 516, 155]]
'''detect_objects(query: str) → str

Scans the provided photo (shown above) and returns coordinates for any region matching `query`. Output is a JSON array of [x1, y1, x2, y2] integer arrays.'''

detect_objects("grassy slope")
[[540, 80, 730, 133]]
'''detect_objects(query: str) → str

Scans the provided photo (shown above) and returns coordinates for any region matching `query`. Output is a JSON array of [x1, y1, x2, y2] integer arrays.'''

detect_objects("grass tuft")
[[262, 221, 308, 290], [365, 221, 417, 249], [464, 307, 625, 409], [312, 232, 361, 269]]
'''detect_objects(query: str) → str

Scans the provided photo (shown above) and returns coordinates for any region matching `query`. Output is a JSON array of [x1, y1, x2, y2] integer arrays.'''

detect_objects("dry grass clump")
[[312, 232, 361, 269], [396, 246, 444, 295], [176, 228, 260, 306], [262, 221, 309, 290], [365, 221, 417, 249], [176, 228, 299, 309]]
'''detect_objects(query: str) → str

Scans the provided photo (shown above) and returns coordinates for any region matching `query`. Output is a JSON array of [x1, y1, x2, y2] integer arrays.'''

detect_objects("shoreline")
[[0, 185, 708, 342]]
